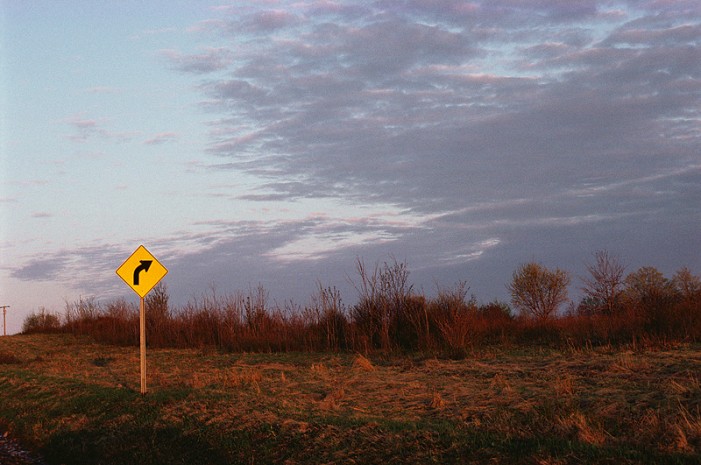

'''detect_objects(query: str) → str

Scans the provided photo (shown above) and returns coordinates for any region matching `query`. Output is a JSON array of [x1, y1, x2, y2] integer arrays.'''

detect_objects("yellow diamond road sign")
[[116, 245, 168, 298]]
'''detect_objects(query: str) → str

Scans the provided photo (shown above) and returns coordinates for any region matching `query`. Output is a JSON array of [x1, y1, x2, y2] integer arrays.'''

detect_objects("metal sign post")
[[116, 245, 168, 395], [140, 297, 146, 394]]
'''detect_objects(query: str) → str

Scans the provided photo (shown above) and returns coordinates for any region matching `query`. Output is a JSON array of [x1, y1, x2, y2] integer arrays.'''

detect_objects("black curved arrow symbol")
[[133, 260, 153, 286]]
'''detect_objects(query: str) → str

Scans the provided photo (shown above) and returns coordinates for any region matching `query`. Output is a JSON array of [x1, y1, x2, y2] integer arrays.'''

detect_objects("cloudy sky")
[[2, 0, 700, 334]]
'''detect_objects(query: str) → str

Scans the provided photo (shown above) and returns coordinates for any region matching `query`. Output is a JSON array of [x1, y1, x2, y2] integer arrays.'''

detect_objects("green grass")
[[1, 334, 700, 464]]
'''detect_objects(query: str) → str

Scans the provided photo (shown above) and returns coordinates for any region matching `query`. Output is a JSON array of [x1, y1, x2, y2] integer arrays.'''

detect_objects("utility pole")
[[1, 306, 9, 336]]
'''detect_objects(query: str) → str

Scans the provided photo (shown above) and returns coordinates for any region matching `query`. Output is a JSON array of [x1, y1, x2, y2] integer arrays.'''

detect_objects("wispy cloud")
[[7, 1, 700, 309], [62, 114, 139, 143], [11, 256, 66, 281], [164, 0, 699, 299], [84, 86, 121, 94], [190, 2, 698, 212], [160, 47, 234, 74], [144, 132, 178, 145]]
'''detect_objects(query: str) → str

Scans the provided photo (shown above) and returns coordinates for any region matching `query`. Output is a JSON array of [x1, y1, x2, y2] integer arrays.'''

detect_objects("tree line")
[[22, 251, 701, 353]]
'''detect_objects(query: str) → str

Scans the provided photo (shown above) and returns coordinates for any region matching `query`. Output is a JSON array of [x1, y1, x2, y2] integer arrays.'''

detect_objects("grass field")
[[1, 334, 700, 464]]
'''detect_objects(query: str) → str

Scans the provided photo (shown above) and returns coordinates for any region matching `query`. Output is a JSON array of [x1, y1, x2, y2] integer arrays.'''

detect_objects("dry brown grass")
[[673, 404, 701, 452], [352, 353, 375, 372], [428, 391, 445, 410], [554, 374, 575, 398], [557, 411, 608, 446], [2, 334, 701, 464], [0, 351, 21, 364]]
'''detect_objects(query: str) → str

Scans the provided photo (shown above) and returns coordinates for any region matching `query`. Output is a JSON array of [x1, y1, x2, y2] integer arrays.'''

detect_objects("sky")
[[1, 0, 700, 334]]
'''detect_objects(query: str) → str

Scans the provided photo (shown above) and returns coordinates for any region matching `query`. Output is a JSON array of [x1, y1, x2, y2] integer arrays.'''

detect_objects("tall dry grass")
[[23, 258, 701, 354]]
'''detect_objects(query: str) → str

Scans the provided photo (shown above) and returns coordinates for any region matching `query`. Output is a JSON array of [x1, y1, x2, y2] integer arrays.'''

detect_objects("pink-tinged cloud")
[[144, 132, 178, 145], [62, 114, 106, 142], [160, 47, 233, 74], [68, 117, 99, 129], [62, 114, 141, 143], [247, 10, 300, 31], [84, 86, 121, 94]]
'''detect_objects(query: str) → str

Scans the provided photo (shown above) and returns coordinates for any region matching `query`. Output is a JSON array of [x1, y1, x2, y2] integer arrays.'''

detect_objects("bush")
[[623, 266, 677, 336], [508, 262, 571, 320], [430, 282, 476, 354], [22, 308, 62, 334], [350, 257, 414, 351]]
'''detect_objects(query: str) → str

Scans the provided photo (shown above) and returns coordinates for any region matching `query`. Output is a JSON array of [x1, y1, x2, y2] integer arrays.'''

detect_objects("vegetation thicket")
[[22, 251, 701, 353]]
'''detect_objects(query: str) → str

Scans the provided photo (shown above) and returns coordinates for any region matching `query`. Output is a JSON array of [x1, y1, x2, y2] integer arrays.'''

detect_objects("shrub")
[[430, 282, 476, 353], [508, 262, 571, 320], [580, 250, 626, 316], [350, 257, 413, 351], [476, 300, 515, 344], [310, 285, 349, 351], [622, 266, 677, 336], [22, 308, 61, 334]]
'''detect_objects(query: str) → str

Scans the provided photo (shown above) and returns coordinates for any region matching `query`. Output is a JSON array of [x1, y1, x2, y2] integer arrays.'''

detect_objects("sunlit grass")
[[1, 334, 700, 464]]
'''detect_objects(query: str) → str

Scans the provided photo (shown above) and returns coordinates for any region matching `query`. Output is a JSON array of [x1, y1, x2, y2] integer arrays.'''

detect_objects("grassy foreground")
[[0, 335, 700, 464]]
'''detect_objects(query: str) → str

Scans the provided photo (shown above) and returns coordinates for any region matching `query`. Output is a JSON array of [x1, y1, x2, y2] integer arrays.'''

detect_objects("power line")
[[1, 306, 10, 336]]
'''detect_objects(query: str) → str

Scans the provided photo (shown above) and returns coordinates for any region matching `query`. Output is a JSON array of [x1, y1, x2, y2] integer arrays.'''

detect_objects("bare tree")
[[580, 250, 626, 315], [508, 262, 570, 320], [623, 266, 675, 332], [311, 283, 347, 351], [624, 267, 673, 304], [671, 267, 701, 301], [350, 256, 413, 350]]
